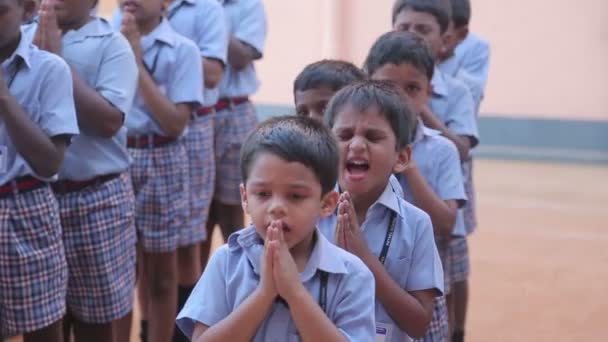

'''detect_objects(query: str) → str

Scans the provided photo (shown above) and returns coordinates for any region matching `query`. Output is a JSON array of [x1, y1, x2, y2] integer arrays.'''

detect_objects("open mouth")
[[345, 158, 370, 181]]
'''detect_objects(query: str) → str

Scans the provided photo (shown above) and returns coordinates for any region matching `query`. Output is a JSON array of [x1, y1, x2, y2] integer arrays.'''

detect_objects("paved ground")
[[6, 159, 607, 342]]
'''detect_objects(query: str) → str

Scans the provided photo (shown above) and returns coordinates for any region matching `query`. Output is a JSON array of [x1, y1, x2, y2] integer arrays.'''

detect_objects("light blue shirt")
[[318, 182, 444, 342], [112, 0, 227, 107], [22, 17, 138, 181], [395, 122, 467, 236], [429, 67, 479, 149], [177, 226, 376, 341], [219, 0, 267, 98], [121, 18, 203, 135], [440, 33, 491, 93], [0, 31, 79, 185]]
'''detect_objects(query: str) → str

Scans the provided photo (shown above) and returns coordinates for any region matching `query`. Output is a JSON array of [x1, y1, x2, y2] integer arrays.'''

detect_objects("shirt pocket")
[[387, 257, 411, 286]]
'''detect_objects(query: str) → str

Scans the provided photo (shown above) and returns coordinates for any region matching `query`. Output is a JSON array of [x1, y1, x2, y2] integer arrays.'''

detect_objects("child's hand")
[[401, 158, 417, 175], [419, 105, 438, 128], [258, 223, 278, 300], [35, 0, 62, 55], [120, 12, 142, 61], [269, 221, 306, 303], [338, 192, 372, 260]]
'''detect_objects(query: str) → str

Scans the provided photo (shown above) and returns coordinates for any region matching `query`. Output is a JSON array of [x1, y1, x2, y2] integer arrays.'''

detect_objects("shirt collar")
[[431, 66, 448, 97], [62, 17, 114, 44], [2, 30, 33, 70], [368, 181, 403, 219], [167, 0, 195, 14], [141, 18, 176, 50], [228, 225, 348, 282]]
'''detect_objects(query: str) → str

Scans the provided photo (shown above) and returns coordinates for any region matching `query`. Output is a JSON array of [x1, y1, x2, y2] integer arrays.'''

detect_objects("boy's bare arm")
[[287, 289, 347, 342], [203, 57, 224, 89], [0, 78, 67, 177], [227, 37, 261, 71], [402, 161, 458, 236]]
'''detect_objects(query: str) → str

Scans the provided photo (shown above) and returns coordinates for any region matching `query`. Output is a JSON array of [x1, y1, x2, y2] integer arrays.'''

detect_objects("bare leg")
[[145, 251, 178, 342], [452, 280, 469, 342], [216, 202, 244, 241], [72, 320, 114, 342], [23, 319, 63, 342]]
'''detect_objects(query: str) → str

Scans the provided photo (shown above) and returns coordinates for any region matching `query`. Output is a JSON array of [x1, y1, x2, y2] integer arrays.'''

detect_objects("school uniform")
[[176, 226, 376, 341], [125, 18, 204, 253], [22, 17, 140, 324], [0, 32, 79, 337], [215, 0, 267, 205], [319, 181, 444, 342], [440, 33, 491, 94], [395, 122, 466, 342]]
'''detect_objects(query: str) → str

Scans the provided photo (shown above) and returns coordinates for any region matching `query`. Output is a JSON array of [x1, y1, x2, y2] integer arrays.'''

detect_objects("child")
[[293, 59, 366, 122], [176, 116, 376, 341], [439, 2, 490, 341], [0, 1, 78, 341], [365, 30, 469, 341], [319, 81, 444, 342], [204, 0, 267, 248], [112, 1, 227, 340], [23, 0, 139, 341], [117, 1, 204, 341]]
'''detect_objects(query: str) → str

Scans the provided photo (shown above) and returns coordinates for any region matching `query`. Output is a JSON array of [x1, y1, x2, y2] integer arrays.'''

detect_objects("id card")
[[375, 322, 393, 342], [0, 146, 7, 173]]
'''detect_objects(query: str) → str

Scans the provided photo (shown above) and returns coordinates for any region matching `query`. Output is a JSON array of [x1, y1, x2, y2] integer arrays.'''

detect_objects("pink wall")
[[100, 0, 608, 121]]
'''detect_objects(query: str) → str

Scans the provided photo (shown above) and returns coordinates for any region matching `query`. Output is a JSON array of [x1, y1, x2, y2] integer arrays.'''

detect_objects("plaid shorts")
[[462, 159, 477, 234], [449, 236, 470, 284], [213, 101, 258, 205], [55, 173, 136, 324], [435, 236, 452, 295], [129, 141, 189, 253], [0, 186, 67, 337], [181, 115, 215, 246], [415, 296, 448, 342]]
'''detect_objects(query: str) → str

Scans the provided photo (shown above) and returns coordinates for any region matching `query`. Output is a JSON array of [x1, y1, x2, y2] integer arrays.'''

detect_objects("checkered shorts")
[[55, 173, 136, 324], [415, 296, 448, 342], [129, 141, 189, 253], [213, 101, 258, 205], [181, 115, 215, 246], [449, 236, 470, 284], [462, 159, 477, 234], [435, 236, 452, 295], [0, 186, 67, 337]]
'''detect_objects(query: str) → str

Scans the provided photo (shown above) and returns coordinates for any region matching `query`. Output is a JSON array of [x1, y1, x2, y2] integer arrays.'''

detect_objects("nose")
[[349, 135, 366, 153], [268, 196, 287, 219]]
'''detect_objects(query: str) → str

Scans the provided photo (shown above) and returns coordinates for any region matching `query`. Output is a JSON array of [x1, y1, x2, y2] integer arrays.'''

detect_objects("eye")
[[366, 132, 385, 142], [335, 130, 353, 141], [296, 109, 309, 117], [289, 192, 306, 201], [405, 85, 420, 94], [254, 190, 271, 199]]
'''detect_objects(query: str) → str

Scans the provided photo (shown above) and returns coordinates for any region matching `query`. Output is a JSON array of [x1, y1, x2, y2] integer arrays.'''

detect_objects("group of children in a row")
[[0, 0, 489, 341], [176, 0, 490, 341], [1, 0, 266, 341]]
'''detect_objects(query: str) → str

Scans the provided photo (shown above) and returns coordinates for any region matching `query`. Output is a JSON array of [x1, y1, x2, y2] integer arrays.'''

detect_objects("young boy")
[[0, 1, 78, 341], [176, 116, 376, 341], [293, 59, 366, 122], [319, 81, 444, 342], [365, 30, 468, 341], [23, 0, 139, 341], [204, 0, 267, 249], [112, 1, 227, 340], [439, 2, 491, 341], [117, 1, 204, 341]]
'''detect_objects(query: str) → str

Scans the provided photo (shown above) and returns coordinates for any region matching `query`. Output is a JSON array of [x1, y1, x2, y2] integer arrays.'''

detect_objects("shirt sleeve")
[[333, 261, 376, 341], [110, 8, 122, 30], [167, 39, 204, 107], [196, 0, 228, 63], [461, 38, 491, 92], [435, 138, 467, 207], [37, 56, 79, 137], [233, 0, 267, 56], [96, 33, 139, 116], [404, 210, 444, 295], [445, 79, 479, 148], [176, 246, 231, 338]]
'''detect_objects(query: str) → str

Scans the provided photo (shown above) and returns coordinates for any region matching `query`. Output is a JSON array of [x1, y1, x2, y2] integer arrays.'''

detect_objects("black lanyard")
[[378, 211, 397, 265], [318, 271, 329, 313], [166, 1, 186, 20], [143, 46, 162, 76]]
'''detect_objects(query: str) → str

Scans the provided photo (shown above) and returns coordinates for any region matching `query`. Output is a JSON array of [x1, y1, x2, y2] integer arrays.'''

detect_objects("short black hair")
[[293, 60, 366, 95], [324, 81, 416, 149], [392, 0, 452, 34], [364, 31, 435, 81], [240, 116, 339, 195], [450, 0, 471, 28]]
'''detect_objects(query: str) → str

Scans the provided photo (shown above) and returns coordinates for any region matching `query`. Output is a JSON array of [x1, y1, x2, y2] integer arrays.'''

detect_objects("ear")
[[456, 26, 469, 44], [319, 190, 339, 218], [393, 145, 412, 174], [239, 183, 249, 214]]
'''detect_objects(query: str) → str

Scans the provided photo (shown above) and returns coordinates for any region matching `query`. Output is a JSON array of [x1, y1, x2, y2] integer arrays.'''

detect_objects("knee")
[[148, 269, 176, 300]]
